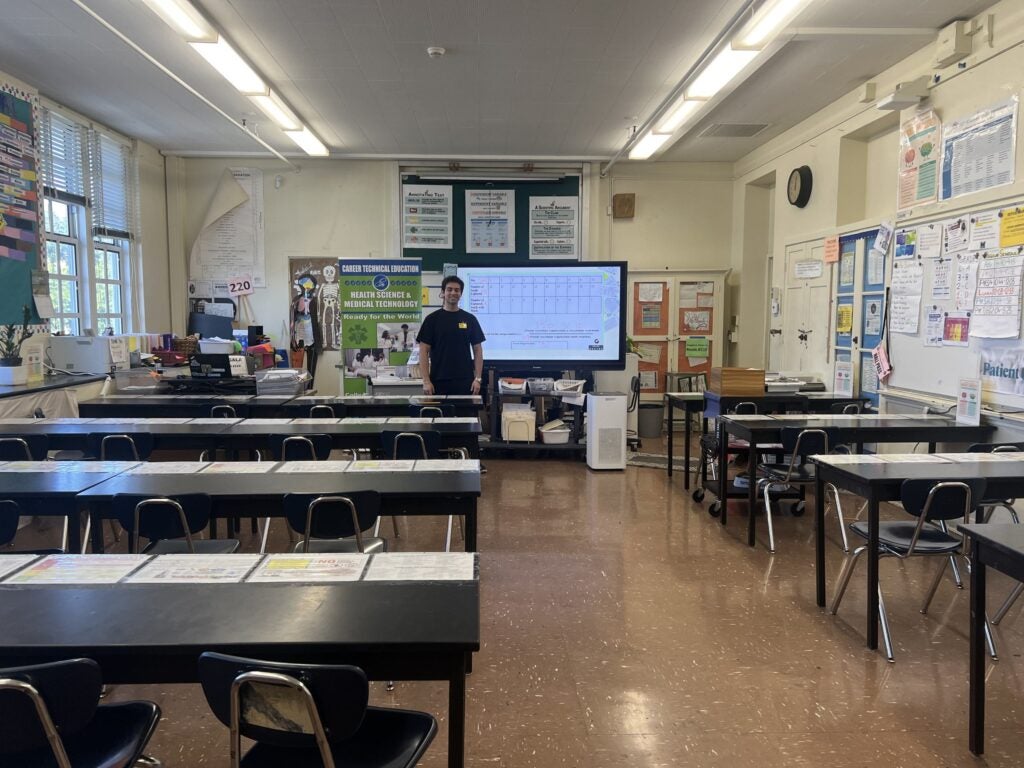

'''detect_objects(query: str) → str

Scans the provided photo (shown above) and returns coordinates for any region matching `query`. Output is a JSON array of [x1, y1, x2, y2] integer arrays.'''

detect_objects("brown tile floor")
[[13, 441, 1024, 766]]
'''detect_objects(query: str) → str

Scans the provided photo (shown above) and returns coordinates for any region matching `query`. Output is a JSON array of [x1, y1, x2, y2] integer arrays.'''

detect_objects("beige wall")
[[137, 141, 170, 331]]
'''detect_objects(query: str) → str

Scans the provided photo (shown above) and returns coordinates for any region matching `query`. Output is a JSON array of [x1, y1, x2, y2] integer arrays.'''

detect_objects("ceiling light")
[[629, 131, 670, 160], [685, 46, 758, 100], [250, 91, 301, 131], [140, 0, 216, 42], [284, 126, 329, 156], [189, 37, 266, 94], [656, 99, 705, 134], [736, 0, 812, 49]]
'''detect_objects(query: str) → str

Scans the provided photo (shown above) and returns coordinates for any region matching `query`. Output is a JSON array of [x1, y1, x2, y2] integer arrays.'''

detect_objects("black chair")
[[754, 427, 838, 553], [198, 652, 436, 768], [381, 430, 467, 551], [268, 434, 333, 462], [211, 404, 237, 418], [0, 658, 160, 768], [0, 499, 63, 555], [111, 494, 239, 554], [283, 491, 385, 554], [830, 478, 994, 662], [408, 403, 454, 418], [309, 404, 336, 418], [88, 433, 154, 461], [828, 402, 862, 414], [0, 434, 48, 461]]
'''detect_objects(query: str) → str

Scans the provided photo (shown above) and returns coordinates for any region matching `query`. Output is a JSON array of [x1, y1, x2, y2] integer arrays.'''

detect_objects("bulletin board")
[[633, 281, 668, 334], [635, 340, 668, 392], [400, 173, 582, 271], [0, 83, 42, 325], [885, 200, 1024, 405]]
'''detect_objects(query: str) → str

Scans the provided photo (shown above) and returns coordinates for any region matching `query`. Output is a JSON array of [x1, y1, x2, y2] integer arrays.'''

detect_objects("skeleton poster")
[[290, 258, 341, 351], [338, 259, 422, 394]]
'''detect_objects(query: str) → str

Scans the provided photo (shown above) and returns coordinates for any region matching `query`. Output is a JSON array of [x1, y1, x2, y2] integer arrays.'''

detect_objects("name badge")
[[458, 322, 468, 329]]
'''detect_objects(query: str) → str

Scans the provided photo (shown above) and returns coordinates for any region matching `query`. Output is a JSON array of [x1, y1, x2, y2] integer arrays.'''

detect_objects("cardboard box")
[[708, 367, 765, 396]]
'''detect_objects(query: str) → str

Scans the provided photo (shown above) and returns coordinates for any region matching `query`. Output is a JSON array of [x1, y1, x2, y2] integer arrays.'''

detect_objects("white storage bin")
[[502, 410, 536, 441], [498, 377, 527, 394], [527, 377, 554, 394], [540, 427, 571, 444], [554, 379, 585, 393], [198, 339, 235, 354]]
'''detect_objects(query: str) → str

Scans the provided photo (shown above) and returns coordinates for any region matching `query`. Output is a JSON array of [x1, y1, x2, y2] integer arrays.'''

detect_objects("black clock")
[[787, 165, 812, 208]]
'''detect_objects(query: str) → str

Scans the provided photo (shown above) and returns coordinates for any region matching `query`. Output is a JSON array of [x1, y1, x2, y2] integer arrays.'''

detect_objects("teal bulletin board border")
[[0, 83, 41, 325], [401, 174, 581, 271]]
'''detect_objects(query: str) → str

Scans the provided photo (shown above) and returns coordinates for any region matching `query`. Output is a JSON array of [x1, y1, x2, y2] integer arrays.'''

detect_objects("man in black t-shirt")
[[417, 275, 485, 396]]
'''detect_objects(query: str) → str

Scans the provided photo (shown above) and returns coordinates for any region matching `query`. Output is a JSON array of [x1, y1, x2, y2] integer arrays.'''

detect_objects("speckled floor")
[[13, 438, 1024, 766]]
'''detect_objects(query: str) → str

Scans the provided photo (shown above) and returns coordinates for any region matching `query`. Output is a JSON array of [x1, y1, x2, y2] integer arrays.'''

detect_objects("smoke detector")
[[427, 46, 446, 59]]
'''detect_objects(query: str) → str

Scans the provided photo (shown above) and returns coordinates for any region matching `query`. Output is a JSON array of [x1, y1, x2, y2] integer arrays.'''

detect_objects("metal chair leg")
[[260, 517, 272, 554], [830, 545, 867, 615], [60, 516, 69, 552], [936, 521, 963, 588], [826, 482, 849, 552], [877, 585, 895, 663], [761, 483, 776, 554], [993, 582, 1024, 625], [391, 516, 400, 538], [81, 516, 91, 554], [920, 558, 948, 614], [445, 515, 454, 552]]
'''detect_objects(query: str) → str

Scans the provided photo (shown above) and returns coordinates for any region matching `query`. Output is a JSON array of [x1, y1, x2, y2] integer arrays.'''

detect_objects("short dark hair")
[[441, 275, 464, 291]]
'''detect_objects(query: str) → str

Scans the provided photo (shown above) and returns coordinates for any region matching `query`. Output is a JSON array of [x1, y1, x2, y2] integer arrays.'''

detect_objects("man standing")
[[417, 275, 485, 396]]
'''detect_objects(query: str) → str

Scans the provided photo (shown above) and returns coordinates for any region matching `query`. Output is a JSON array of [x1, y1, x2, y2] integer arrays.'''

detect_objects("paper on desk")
[[872, 453, 953, 463], [434, 417, 480, 423], [274, 461, 351, 473], [88, 418, 145, 424], [413, 459, 481, 472], [138, 418, 193, 425], [386, 417, 433, 423], [0, 554, 40, 582], [815, 454, 884, 464], [341, 417, 389, 424], [189, 418, 243, 424], [363, 552, 476, 581], [125, 554, 262, 583], [724, 414, 773, 421], [347, 460, 415, 472], [6, 554, 149, 584], [128, 462, 207, 474], [935, 452, 1024, 462], [41, 417, 95, 424], [290, 417, 340, 424], [201, 462, 274, 473], [0, 460, 136, 473], [0, 418, 39, 424], [246, 553, 370, 582], [235, 419, 293, 425]]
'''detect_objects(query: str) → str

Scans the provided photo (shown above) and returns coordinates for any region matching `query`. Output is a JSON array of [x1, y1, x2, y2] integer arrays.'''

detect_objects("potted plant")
[[0, 305, 34, 385]]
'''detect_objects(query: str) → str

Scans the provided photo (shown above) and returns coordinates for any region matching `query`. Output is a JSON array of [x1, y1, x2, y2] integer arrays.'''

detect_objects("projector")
[[876, 77, 931, 111]]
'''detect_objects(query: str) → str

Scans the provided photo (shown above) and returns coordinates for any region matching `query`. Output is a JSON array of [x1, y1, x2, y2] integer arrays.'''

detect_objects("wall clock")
[[787, 165, 812, 208]]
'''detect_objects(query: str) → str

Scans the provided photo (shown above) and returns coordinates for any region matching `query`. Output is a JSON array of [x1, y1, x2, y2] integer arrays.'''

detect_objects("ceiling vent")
[[699, 122, 770, 138]]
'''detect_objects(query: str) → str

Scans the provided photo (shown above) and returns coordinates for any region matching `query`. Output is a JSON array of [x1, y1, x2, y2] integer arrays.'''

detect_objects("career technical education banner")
[[338, 259, 422, 394]]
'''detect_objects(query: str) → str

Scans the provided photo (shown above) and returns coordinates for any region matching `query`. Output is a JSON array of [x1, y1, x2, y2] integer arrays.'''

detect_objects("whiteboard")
[[886, 251, 1021, 405]]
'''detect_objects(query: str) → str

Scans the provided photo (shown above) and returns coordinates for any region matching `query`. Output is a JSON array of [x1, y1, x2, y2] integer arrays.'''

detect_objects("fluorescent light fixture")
[[736, 0, 812, 48], [250, 91, 301, 131], [685, 46, 758, 100], [284, 126, 329, 156], [189, 37, 266, 94], [140, 0, 216, 42], [629, 131, 670, 160], [656, 99, 704, 134]]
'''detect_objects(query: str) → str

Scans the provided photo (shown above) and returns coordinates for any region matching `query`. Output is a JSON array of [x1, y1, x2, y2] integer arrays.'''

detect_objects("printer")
[[48, 336, 130, 374]]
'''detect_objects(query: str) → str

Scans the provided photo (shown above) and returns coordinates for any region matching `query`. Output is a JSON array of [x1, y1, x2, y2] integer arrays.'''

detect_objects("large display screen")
[[459, 261, 627, 370]]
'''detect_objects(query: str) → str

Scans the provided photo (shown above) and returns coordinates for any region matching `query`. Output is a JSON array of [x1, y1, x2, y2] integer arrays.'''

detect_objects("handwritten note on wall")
[[971, 252, 1024, 338]]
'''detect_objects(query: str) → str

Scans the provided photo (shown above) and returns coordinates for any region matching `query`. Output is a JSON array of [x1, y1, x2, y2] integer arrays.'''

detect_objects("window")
[[37, 104, 139, 336]]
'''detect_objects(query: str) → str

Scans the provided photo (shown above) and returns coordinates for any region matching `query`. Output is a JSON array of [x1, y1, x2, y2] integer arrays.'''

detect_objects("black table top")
[[0, 417, 480, 437], [961, 524, 1024, 558], [0, 374, 106, 400], [723, 414, 993, 442], [76, 465, 482, 500], [0, 461, 137, 497], [0, 579, 479, 678], [812, 455, 1024, 485]]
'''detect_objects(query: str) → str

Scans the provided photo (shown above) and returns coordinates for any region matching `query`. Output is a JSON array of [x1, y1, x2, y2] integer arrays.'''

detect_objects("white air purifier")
[[586, 392, 627, 470]]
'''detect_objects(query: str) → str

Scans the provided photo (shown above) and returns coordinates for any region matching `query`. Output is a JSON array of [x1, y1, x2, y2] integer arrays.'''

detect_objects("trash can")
[[637, 403, 664, 439]]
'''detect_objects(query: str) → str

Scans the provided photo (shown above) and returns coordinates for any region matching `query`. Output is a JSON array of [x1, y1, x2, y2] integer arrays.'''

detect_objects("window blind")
[[38, 107, 87, 204], [88, 130, 137, 239]]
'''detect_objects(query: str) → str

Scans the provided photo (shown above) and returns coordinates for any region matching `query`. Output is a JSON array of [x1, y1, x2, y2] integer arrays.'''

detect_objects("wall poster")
[[289, 258, 342, 352], [466, 189, 514, 253], [338, 259, 422, 394], [402, 184, 452, 249]]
